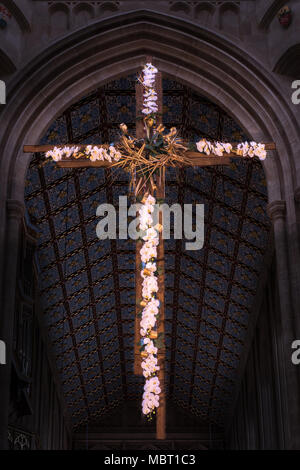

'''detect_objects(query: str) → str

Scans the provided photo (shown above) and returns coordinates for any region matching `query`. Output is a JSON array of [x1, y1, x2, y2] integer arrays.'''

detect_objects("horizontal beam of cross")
[[22, 147, 276, 169], [23, 143, 276, 154], [58, 153, 233, 167]]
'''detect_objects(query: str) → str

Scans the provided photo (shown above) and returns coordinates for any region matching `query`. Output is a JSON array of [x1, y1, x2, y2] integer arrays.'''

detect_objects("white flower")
[[142, 374, 161, 415], [85, 145, 92, 155], [99, 148, 108, 160], [62, 146, 73, 158], [196, 139, 207, 153], [213, 143, 224, 157], [195, 139, 267, 160], [90, 147, 100, 161], [108, 145, 119, 160], [145, 63, 158, 73], [140, 245, 157, 263], [51, 147, 63, 161], [145, 195, 156, 205], [139, 208, 153, 229], [144, 91, 157, 100], [145, 342, 158, 355], [138, 190, 162, 416], [241, 142, 249, 156], [253, 143, 266, 161], [142, 63, 158, 116], [223, 143, 233, 154], [146, 262, 156, 273], [143, 227, 158, 241]]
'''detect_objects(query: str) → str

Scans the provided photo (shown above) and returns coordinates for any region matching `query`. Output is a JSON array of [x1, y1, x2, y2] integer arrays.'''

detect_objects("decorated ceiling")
[[25, 75, 271, 430]]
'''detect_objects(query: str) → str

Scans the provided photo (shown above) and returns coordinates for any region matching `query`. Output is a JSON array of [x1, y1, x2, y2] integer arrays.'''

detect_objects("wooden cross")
[[23, 60, 275, 440]]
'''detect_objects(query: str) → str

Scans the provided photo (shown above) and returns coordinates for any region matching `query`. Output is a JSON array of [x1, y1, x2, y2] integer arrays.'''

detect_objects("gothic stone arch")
[[0, 10, 300, 449]]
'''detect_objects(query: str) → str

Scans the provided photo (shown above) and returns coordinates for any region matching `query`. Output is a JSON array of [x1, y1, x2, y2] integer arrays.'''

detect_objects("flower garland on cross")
[[44, 63, 269, 421]]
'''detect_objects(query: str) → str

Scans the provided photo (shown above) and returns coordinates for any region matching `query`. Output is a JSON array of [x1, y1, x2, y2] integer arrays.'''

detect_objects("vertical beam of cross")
[[156, 167, 166, 440], [134, 72, 145, 376], [134, 60, 166, 439]]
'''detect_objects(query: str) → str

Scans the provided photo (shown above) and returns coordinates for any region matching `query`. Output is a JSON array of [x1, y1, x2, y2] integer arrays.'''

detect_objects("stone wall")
[[1, 1, 300, 81], [226, 258, 287, 449], [5, 212, 72, 449]]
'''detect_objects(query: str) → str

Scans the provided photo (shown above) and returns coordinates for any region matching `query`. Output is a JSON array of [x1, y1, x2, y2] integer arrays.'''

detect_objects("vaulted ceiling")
[[25, 75, 271, 431]]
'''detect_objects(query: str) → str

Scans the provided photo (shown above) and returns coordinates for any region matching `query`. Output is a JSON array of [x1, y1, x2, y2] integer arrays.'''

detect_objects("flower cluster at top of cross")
[[141, 63, 159, 116], [196, 139, 267, 161], [138, 194, 162, 417], [45, 145, 122, 163]]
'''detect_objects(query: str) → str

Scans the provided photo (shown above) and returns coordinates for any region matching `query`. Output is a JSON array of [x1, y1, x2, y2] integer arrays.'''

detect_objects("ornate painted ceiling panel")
[[25, 76, 271, 430]]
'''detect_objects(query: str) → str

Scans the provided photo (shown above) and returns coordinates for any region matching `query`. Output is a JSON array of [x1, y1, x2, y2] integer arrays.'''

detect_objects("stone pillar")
[[267, 200, 300, 449], [294, 186, 300, 239], [0, 200, 24, 450]]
